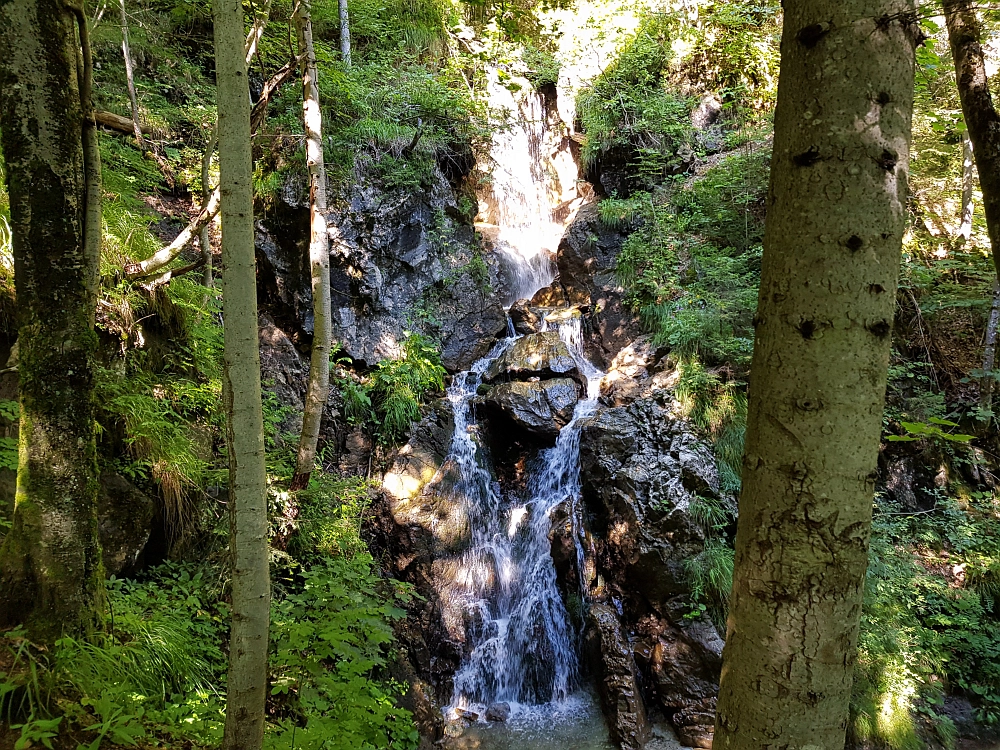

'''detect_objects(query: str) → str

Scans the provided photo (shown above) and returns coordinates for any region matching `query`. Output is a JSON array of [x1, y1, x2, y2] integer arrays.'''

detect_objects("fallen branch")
[[125, 187, 221, 279], [126, 55, 300, 281], [95, 109, 152, 135], [140, 256, 206, 291]]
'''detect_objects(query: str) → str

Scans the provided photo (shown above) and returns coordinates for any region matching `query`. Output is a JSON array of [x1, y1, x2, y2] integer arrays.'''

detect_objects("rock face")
[[586, 603, 651, 750], [482, 378, 579, 438], [98, 472, 156, 578], [483, 331, 581, 385], [375, 399, 470, 701], [578, 393, 733, 748], [259, 168, 510, 373], [533, 203, 641, 368]]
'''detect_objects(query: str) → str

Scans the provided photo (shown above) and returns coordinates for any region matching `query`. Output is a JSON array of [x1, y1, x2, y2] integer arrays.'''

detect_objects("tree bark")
[[200, 124, 218, 292], [215, 0, 269, 747], [712, 3, 918, 749], [982, 280, 1000, 410], [290, 0, 332, 490], [339, 0, 351, 66], [959, 134, 974, 241], [0, 0, 104, 642], [945, 0, 1000, 283], [119, 0, 144, 149]]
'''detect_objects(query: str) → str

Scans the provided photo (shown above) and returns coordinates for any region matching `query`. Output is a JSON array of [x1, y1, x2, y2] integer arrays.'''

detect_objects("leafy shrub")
[[268, 557, 418, 750], [576, 15, 694, 182], [370, 332, 446, 441]]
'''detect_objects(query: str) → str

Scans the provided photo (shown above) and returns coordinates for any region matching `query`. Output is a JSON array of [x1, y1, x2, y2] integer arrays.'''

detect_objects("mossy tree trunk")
[[712, 2, 918, 748], [0, 0, 104, 642], [291, 0, 332, 491], [215, 0, 269, 747]]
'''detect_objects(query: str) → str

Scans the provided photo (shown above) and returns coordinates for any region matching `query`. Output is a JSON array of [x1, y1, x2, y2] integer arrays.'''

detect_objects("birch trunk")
[[960, 134, 974, 241], [0, 0, 104, 642], [215, 0, 269, 746], [291, 0, 332, 490], [119, 0, 144, 149], [982, 280, 1000, 410], [339, 0, 351, 66], [713, 2, 918, 748]]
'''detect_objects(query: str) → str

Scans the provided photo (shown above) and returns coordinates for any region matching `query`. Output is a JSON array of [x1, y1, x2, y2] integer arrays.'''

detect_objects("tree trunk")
[[200, 124, 218, 292], [959, 134, 974, 241], [339, 0, 351, 66], [713, 3, 918, 748], [982, 280, 1000, 410], [0, 0, 104, 642], [215, 0, 269, 747], [945, 0, 1000, 283], [119, 0, 144, 149], [290, 0, 332, 490]]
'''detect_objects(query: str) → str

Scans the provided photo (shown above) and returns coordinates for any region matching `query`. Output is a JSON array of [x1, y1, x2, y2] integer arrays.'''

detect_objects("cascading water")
[[443, 314, 603, 718], [477, 69, 585, 306]]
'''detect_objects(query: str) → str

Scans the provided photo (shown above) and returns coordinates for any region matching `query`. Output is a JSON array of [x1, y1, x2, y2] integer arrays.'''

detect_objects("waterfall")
[[477, 70, 584, 306], [445, 315, 603, 718]]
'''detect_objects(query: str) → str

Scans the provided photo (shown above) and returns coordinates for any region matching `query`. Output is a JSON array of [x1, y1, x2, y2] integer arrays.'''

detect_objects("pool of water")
[[442, 691, 685, 750]]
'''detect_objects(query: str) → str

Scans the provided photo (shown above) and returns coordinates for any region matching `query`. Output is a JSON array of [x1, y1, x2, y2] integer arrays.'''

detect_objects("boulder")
[[509, 300, 541, 335], [98, 472, 155, 577], [482, 378, 579, 438], [586, 603, 650, 750], [579, 398, 722, 606], [552, 203, 641, 368], [483, 332, 581, 386], [485, 702, 511, 722]]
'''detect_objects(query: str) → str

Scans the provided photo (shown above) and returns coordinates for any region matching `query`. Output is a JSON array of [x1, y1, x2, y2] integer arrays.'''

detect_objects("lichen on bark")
[[0, 0, 104, 642]]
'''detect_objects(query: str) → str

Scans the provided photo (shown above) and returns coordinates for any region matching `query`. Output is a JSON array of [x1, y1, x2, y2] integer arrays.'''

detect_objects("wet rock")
[[552, 203, 640, 368], [485, 702, 511, 722], [98, 472, 155, 577], [482, 378, 579, 438], [579, 398, 725, 605], [586, 603, 650, 750], [509, 300, 541, 335], [382, 400, 469, 559], [483, 332, 581, 386], [455, 708, 480, 722]]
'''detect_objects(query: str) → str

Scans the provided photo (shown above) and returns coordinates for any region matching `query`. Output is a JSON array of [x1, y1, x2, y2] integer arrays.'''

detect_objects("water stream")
[[440, 66, 614, 746]]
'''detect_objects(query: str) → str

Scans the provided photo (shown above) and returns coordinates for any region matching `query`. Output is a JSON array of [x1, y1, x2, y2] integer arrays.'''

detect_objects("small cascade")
[[444, 306, 604, 718], [477, 70, 585, 306]]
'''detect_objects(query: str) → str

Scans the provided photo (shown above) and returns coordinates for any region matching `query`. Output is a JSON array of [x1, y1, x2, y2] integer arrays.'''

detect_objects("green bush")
[[576, 15, 694, 182], [370, 332, 447, 441], [268, 557, 418, 750]]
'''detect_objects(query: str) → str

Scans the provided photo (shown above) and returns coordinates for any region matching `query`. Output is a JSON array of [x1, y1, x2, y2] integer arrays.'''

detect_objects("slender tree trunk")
[[200, 125, 218, 292], [119, 0, 144, 149], [982, 280, 1000, 410], [945, 0, 1000, 284], [339, 0, 351, 66], [713, 3, 918, 748], [944, 1, 1000, 419], [0, 0, 104, 642], [959, 134, 974, 241], [290, 0, 332, 490], [215, 0, 269, 746]]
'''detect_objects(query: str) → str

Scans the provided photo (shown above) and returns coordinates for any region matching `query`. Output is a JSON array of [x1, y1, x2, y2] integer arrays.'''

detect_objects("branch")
[[95, 109, 153, 135], [125, 187, 221, 279], [140, 256, 207, 291], [125, 56, 301, 281]]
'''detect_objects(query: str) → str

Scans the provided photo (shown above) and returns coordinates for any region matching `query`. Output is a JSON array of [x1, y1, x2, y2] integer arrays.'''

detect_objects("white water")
[[478, 71, 584, 305], [444, 314, 603, 719]]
